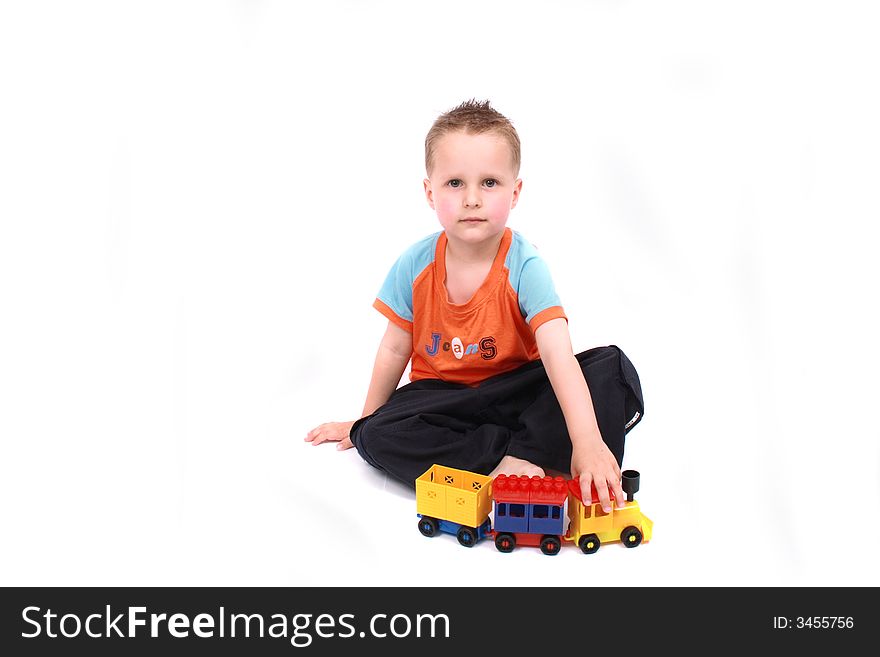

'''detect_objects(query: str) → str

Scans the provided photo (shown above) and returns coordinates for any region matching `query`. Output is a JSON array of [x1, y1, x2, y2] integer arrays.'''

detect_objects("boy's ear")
[[510, 178, 523, 209], [423, 178, 435, 210]]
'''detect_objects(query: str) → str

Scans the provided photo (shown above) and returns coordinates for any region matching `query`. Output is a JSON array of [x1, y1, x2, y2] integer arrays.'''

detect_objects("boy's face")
[[424, 130, 522, 248]]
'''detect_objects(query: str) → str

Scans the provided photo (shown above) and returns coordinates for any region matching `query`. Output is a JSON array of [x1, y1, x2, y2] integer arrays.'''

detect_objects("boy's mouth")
[[460, 218, 486, 223]]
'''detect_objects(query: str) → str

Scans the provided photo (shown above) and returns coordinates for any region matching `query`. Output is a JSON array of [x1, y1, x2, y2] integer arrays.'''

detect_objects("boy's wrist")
[[570, 428, 602, 447]]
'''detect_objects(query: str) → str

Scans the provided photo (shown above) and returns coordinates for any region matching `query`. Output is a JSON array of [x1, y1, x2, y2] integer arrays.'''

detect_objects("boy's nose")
[[464, 193, 481, 208]]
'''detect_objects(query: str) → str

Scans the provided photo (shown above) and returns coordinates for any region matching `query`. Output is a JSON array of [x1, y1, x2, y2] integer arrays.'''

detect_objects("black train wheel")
[[578, 533, 601, 554], [456, 526, 478, 547], [540, 536, 561, 556], [418, 517, 438, 537], [620, 525, 643, 548], [494, 533, 516, 553]]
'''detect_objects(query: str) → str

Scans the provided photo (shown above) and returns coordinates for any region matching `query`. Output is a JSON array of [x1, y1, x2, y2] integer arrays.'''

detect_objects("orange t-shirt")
[[373, 228, 567, 386]]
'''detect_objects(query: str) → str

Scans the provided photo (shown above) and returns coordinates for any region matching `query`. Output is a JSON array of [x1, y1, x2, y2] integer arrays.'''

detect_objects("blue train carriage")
[[490, 474, 569, 555], [415, 464, 493, 547], [564, 470, 653, 553]]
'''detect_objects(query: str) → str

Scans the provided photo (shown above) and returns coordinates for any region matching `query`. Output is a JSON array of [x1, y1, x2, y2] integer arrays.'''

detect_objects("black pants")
[[350, 345, 644, 488]]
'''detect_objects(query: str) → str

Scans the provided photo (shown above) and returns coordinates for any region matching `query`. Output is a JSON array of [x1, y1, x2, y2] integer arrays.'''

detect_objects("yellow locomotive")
[[564, 470, 653, 553]]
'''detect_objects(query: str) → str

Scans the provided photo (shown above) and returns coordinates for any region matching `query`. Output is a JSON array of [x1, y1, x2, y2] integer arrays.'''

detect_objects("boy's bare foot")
[[489, 455, 545, 479]]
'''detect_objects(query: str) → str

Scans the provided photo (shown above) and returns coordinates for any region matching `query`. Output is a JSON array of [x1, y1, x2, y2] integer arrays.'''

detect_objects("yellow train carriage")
[[415, 464, 493, 546], [565, 470, 653, 553]]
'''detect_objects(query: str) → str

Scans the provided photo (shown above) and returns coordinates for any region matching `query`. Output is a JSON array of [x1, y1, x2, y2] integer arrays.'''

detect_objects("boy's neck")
[[444, 230, 505, 266]]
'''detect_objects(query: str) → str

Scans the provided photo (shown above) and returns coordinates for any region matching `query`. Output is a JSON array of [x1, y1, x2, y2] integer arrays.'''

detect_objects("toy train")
[[415, 464, 652, 555]]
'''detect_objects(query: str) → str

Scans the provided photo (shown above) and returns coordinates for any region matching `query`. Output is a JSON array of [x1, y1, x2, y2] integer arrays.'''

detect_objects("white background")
[[2, 1, 878, 587]]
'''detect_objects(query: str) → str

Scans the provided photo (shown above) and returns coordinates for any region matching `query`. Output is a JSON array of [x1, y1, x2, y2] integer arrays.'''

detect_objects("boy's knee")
[[350, 414, 395, 471], [350, 414, 419, 486], [350, 415, 376, 463]]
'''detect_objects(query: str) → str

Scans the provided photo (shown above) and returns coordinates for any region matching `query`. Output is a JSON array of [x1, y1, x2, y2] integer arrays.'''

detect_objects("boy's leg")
[[350, 380, 514, 487], [480, 345, 644, 474], [350, 345, 644, 487]]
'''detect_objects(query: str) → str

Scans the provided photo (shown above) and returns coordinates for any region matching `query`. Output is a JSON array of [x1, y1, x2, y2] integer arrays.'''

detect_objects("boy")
[[305, 100, 643, 512]]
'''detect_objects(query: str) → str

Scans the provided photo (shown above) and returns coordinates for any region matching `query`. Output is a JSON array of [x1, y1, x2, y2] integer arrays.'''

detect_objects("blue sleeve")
[[517, 256, 564, 325], [376, 251, 415, 324], [374, 233, 439, 325]]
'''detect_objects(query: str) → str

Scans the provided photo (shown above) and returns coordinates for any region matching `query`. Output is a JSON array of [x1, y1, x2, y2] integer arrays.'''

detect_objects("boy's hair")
[[425, 99, 521, 177]]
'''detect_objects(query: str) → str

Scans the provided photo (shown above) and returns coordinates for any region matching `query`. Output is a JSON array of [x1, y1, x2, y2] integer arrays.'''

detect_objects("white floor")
[[4, 363, 877, 588]]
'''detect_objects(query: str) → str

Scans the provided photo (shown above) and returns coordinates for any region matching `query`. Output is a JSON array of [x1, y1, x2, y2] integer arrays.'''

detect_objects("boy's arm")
[[361, 321, 413, 417], [305, 321, 412, 449], [534, 318, 626, 511]]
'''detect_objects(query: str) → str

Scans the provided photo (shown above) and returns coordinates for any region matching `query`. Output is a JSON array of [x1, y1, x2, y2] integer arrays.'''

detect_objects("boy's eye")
[[484, 179, 497, 188], [448, 179, 462, 188]]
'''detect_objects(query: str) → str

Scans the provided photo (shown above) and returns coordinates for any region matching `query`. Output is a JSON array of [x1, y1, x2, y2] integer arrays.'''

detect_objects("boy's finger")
[[596, 480, 611, 513], [579, 476, 593, 507], [612, 480, 626, 508]]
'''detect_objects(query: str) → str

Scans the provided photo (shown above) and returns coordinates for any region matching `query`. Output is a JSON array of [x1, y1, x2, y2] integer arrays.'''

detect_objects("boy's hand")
[[305, 421, 355, 450], [570, 437, 626, 514]]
